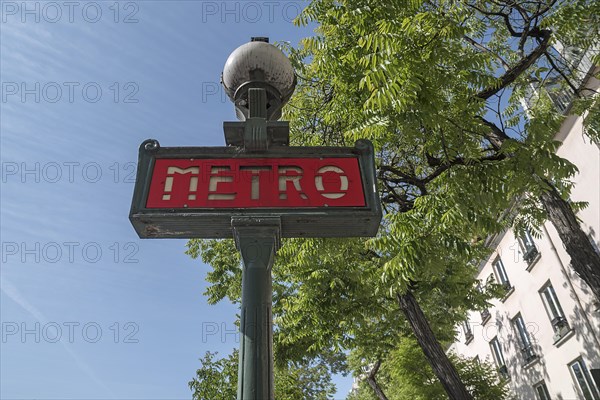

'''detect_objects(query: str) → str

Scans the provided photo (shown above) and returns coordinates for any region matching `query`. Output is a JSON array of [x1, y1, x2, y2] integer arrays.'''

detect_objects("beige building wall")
[[450, 74, 600, 400]]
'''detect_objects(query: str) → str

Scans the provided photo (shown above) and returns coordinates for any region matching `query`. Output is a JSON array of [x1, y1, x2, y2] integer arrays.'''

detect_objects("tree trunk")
[[539, 184, 600, 301], [365, 360, 389, 400], [397, 291, 473, 400], [483, 127, 600, 303]]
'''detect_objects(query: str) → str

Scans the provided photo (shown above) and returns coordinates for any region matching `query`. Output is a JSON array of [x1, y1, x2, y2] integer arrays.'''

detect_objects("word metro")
[[147, 157, 365, 208]]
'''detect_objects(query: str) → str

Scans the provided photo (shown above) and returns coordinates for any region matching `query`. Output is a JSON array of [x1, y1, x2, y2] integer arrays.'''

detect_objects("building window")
[[519, 229, 540, 265], [569, 358, 600, 400], [512, 313, 537, 364], [480, 308, 491, 324], [535, 381, 551, 400], [490, 337, 509, 379], [477, 282, 491, 323], [589, 232, 600, 256], [493, 257, 512, 292], [539, 282, 570, 342], [462, 319, 473, 344]]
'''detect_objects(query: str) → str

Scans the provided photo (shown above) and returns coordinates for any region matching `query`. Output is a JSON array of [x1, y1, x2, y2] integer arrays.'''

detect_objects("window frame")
[[476, 282, 491, 324], [489, 336, 509, 379], [512, 313, 537, 364], [534, 381, 551, 400], [520, 229, 536, 252], [462, 319, 473, 344], [569, 357, 600, 400], [539, 282, 570, 339], [588, 232, 600, 256], [519, 229, 540, 265], [493, 256, 512, 291]]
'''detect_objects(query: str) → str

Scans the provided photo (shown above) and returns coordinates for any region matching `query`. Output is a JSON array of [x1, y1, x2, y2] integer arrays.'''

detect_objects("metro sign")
[[130, 139, 381, 238], [147, 157, 365, 208]]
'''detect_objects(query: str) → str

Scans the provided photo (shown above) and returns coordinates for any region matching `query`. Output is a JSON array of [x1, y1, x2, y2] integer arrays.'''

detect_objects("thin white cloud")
[[1, 278, 117, 398]]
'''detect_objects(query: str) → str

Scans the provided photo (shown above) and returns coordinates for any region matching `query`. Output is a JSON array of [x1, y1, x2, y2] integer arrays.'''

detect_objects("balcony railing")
[[498, 365, 510, 380], [500, 281, 515, 302], [551, 46, 597, 113], [523, 246, 539, 265], [465, 331, 474, 344], [521, 345, 537, 364], [551, 316, 569, 331], [523, 41, 598, 115], [480, 309, 491, 323], [551, 316, 571, 342]]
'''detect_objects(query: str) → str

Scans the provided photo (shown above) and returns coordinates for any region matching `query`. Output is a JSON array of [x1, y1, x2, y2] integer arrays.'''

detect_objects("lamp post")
[[129, 36, 381, 400], [221, 37, 296, 400]]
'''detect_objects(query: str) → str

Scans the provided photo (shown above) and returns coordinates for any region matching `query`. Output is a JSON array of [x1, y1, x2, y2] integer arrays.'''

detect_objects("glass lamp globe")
[[222, 38, 296, 121]]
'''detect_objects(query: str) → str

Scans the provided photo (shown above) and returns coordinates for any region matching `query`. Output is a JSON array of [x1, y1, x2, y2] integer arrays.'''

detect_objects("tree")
[[282, 1, 599, 395], [293, 0, 600, 300], [188, 349, 337, 400], [188, 235, 502, 400], [188, 1, 599, 398], [189, 351, 237, 400], [347, 337, 508, 400]]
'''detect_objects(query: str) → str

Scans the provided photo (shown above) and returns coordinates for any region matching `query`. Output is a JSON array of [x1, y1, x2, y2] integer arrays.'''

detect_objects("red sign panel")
[[146, 157, 366, 208]]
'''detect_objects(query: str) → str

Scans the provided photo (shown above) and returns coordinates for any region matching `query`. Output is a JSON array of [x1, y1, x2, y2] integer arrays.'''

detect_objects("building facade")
[[450, 69, 600, 399]]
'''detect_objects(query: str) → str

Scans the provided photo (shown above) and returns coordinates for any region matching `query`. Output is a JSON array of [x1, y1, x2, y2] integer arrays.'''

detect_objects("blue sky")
[[0, 1, 353, 398]]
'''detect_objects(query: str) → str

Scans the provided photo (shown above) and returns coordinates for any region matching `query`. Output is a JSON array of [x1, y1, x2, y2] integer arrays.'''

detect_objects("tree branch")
[[544, 51, 580, 94], [378, 150, 506, 203], [476, 116, 512, 149], [466, 3, 518, 36], [379, 165, 428, 194], [464, 35, 510, 70], [365, 360, 390, 400], [476, 28, 551, 100]]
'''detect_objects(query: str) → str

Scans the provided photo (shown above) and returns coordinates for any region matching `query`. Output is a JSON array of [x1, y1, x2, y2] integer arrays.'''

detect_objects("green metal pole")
[[232, 86, 279, 400], [232, 217, 280, 400]]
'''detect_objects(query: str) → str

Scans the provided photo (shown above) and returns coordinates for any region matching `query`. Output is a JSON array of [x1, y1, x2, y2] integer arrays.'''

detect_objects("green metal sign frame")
[[129, 138, 381, 239]]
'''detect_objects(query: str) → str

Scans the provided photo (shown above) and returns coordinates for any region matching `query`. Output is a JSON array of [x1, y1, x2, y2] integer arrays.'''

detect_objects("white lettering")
[[315, 166, 348, 199], [208, 167, 235, 200], [164, 167, 200, 201], [278, 166, 307, 200]]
